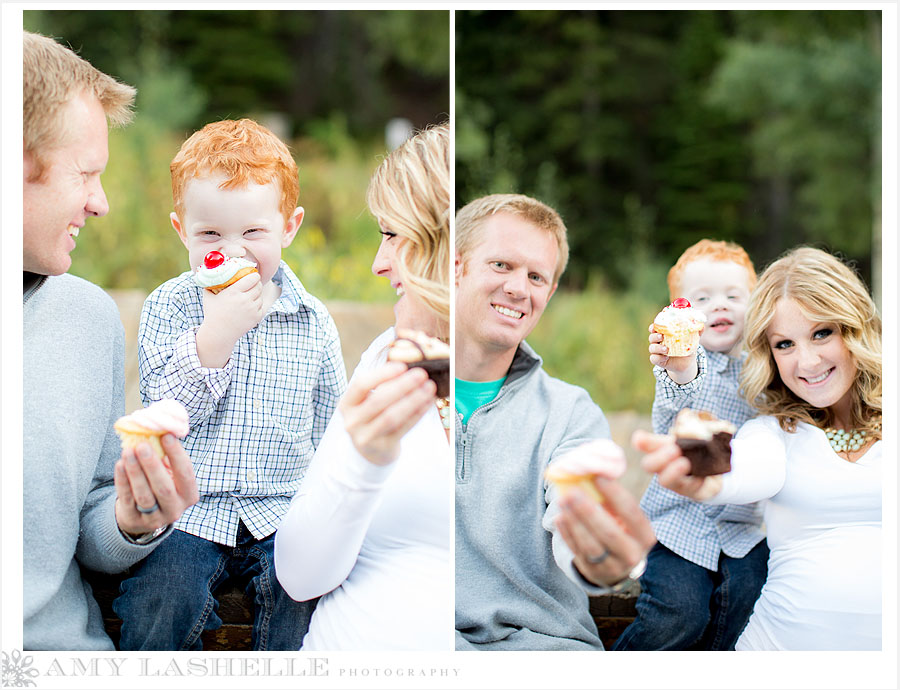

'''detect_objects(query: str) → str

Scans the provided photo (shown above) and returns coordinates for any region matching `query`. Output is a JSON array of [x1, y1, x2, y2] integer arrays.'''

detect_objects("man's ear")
[[548, 282, 558, 302], [455, 252, 463, 286], [282, 207, 304, 248], [170, 212, 190, 249]]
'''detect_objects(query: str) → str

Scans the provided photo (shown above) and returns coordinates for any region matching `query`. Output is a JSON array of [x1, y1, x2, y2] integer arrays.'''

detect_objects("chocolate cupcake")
[[387, 329, 450, 398], [671, 408, 736, 477]]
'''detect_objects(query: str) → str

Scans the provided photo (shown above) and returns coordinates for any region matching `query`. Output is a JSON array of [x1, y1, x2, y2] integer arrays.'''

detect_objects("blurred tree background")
[[24, 9, 450, 300], [456, 10, 882, 413]]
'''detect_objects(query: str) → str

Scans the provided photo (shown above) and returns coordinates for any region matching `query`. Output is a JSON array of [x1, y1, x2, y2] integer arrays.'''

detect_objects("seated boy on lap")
[[114, 119, 347, 650]]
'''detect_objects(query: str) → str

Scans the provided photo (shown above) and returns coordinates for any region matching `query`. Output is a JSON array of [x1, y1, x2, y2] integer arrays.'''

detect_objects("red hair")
[[171, 118, 299, 222], [667, 239, 756, 300]]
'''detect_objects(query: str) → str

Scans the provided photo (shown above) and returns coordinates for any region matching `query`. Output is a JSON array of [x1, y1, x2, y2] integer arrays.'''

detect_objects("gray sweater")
[[24, 273, 163, 650], [455, 342, 612, 650]]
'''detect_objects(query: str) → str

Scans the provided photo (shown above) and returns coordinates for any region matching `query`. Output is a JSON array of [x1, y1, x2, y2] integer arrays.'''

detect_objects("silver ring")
[[587, 550, 610, 565], [136, 502, 160, 515], [628, 556, 648, 580]]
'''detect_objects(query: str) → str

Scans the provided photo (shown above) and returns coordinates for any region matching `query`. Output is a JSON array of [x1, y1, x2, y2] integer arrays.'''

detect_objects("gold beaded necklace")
[[435, 398, 452, 430], [823, 419, 881, 454]]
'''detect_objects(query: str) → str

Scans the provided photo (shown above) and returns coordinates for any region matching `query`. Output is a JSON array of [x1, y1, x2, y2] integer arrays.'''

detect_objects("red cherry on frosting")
[[672, 297, 691, 309], [203, 251, 225, 269]]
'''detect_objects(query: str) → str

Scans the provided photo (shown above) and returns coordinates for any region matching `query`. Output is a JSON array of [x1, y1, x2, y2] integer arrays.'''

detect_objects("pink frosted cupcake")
[[544, 439, 627, 504], [114, 399, 190, 468]]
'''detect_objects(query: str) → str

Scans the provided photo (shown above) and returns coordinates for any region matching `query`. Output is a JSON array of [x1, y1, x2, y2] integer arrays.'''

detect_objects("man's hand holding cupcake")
[[114, 435, 199, 538], [551, 440, 657, 589], [113, 400, 199, 539]]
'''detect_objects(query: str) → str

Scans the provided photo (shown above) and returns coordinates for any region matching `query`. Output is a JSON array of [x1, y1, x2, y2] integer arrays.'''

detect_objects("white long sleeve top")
[[708, 415, 882, 650], [274, 328, 453, 650]]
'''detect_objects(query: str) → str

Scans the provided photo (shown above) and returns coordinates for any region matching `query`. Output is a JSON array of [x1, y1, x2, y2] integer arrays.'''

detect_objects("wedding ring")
[[587, 550, 610, 565], [136, 501, 160, 515]]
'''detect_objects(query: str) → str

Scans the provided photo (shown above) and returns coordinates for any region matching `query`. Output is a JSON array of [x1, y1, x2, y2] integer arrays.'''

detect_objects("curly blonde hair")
[[366, 122, 450, 334], [455, 193, 569, 285], [667, 238, 756, 301], [24, 31, 136, 182], [741, 247, 881, 436], [171, 119, 299, 223]]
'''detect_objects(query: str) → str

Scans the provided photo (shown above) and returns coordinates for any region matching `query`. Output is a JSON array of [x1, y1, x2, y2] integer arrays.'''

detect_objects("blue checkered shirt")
[[640, 346, 765, 570], [138, 261, 347, 546]]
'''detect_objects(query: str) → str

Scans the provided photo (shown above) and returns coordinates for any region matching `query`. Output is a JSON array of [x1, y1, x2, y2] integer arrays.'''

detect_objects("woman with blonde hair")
[[636, 246, 882, 650], [274, 123, 451, 650]]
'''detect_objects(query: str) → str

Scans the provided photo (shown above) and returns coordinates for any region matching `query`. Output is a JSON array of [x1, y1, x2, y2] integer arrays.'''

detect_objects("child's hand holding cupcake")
[[194, 251, 265, 368], [648, 298, 705, 384]]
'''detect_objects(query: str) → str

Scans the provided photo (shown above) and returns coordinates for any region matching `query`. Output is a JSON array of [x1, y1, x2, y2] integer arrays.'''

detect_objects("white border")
[[3, 3, 897, 689]]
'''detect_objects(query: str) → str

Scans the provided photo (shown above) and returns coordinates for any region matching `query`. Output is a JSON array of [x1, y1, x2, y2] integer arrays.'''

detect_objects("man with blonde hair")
[[23, 31, 197, 650], [454, 193, 656, 650]]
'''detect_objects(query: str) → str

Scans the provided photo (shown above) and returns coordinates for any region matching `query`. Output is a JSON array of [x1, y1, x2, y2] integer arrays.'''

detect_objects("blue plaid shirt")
[[641, 346, 765, 570], [138, 261, 347, 546]]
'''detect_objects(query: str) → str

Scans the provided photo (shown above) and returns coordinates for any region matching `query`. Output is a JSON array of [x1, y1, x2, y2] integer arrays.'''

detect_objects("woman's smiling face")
[[766, 298, 856, 415], [371, 223, 443, 336]]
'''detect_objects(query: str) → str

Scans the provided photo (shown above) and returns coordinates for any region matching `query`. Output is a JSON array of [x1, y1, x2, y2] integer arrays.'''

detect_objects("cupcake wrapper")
[[546, 476, 604, 504], [661, 330, 701, 357], [116, 431, 165, 461]]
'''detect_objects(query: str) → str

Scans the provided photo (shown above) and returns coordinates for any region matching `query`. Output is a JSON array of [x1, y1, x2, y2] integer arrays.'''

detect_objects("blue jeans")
[[113, 523, 316, 651], [612, 540, 769, 650]]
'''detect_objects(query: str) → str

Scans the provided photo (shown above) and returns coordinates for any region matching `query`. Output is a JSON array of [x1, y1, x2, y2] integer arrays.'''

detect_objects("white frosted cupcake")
[[653, 298, 707, 356], [193, 251, 258, 294]]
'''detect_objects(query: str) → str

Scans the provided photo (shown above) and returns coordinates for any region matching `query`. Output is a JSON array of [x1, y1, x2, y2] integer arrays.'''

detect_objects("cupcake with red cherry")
[[653, 297, 707, 357], [192, 250, 258, 294]]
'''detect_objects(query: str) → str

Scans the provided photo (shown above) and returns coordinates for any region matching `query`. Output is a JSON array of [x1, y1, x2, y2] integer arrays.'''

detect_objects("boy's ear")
[[548, 282, 558, 303], [170, 212, 189, 248], [281, 207, 304, 248], [454, 252, 463, 287]]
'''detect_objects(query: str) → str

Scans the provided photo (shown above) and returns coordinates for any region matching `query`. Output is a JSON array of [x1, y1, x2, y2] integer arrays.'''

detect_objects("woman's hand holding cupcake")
[[632, 429, 723, 501], [340, 362, 437, 466]]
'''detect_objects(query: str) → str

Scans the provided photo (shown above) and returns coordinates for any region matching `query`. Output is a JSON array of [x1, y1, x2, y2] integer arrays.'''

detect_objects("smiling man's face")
[[23, 91, 110, 276], [455, 212, 558, 365]]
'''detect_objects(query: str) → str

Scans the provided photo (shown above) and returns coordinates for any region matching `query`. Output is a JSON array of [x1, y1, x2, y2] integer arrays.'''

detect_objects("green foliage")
[[526, 288, 662, 413], [706, 31, 880, 258], [24, 9, 450, 137], [456, 9, 881, 289]]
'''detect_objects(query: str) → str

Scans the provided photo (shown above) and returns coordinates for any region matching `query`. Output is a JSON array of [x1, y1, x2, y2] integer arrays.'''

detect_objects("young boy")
[[113, 119, 347, 650], [613, 239, 768, 651]]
